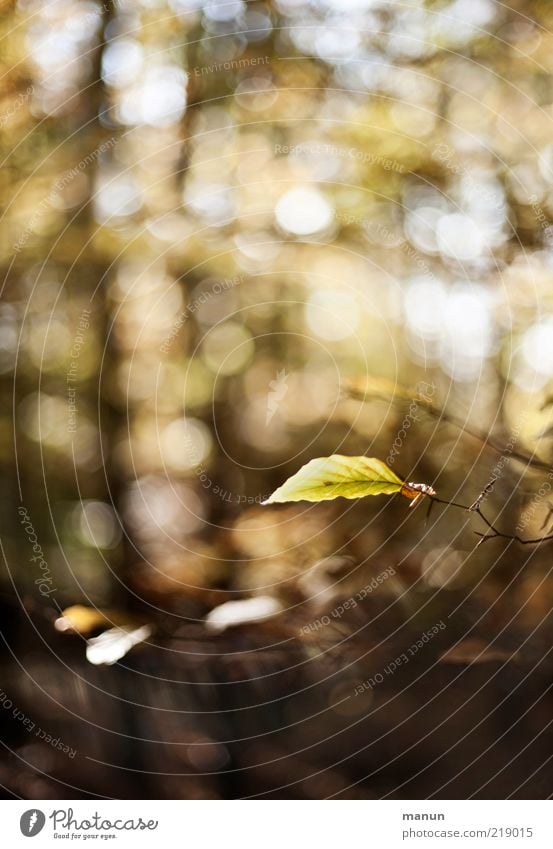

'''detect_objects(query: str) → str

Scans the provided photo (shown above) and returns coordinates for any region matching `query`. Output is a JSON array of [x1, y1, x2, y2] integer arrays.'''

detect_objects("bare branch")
[[429, 495, 553, 548], [347, 384, 551, 474]]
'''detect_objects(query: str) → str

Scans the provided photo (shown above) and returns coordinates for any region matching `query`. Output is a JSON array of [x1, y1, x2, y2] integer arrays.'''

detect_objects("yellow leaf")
[[54, 605, 144, 635], [262, 455, 404, 504]]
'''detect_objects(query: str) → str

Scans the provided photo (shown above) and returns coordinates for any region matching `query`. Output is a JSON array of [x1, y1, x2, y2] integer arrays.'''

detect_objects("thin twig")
[[347, 383, 553, 545], [347, 386, 552, 474], [424, 406, 551, 474], [428, 495, 553, 547]]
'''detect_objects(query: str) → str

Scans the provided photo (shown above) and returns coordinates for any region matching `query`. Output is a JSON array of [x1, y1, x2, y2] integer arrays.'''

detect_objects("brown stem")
[[347, 386, 552, 474], [428, 495, 553, 547]]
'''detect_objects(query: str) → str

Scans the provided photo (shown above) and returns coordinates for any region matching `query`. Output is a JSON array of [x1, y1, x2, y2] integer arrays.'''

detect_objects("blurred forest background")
[[2, 0, 553, 799]]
